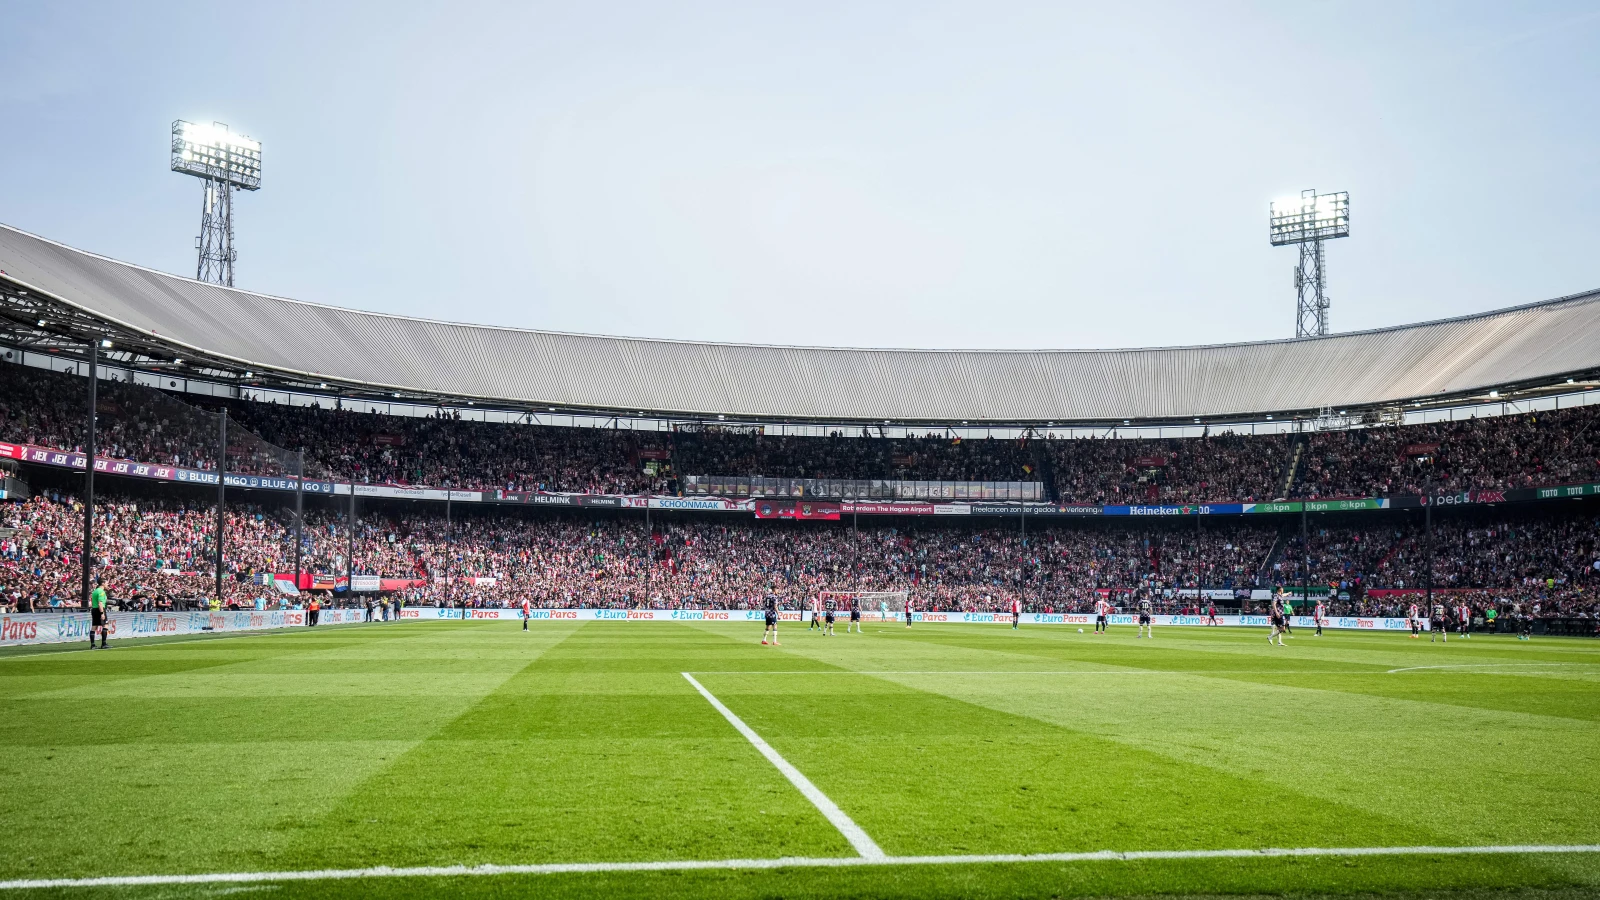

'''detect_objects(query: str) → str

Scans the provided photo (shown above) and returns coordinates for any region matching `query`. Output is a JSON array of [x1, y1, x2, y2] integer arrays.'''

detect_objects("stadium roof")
[[2, 222, 1598, 426]]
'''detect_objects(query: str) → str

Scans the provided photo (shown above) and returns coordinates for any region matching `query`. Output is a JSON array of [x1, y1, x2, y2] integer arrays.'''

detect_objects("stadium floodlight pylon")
[[1270, 189, 1349, 338], [171, 120, 262, 287], [817, 591, 908, 621]]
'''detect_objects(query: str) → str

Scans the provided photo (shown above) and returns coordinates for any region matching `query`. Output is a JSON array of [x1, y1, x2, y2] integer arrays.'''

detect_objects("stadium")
[[3, 9, 1600, 899]]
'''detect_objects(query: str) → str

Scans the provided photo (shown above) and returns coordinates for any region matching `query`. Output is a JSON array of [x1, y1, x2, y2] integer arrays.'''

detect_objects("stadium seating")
[[4, 489, 1596, 620], [6, 362, 1600, 502]]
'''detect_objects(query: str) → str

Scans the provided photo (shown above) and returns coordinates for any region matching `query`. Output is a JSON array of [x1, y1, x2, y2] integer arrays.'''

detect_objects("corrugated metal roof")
[[3, 223, 1598, 422]]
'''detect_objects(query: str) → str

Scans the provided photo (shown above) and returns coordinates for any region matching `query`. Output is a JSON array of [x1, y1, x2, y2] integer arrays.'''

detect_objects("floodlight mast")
[[170, 120, 261, 287], [1269, 189, 1349, 338]]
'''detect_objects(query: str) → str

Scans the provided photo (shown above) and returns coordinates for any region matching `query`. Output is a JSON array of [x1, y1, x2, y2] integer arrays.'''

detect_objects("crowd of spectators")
[[1046, 433, 1292, 504], [7, 361, 1600, 504], [1293, 404, 1600, 498], [670, 430, 1039, 483], [4, 487, 1596, 620]]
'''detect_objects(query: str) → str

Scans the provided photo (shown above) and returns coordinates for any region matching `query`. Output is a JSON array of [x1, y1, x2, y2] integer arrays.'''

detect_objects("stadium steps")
[[1032, 442, 1059, 502], [1256, 527, 1289, 587], [1277, 435, 1307, 499]]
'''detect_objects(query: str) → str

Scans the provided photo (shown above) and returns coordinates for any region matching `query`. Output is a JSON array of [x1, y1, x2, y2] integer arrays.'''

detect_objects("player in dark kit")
[[904, 594, 914, 628], [823, 596, 837, 636], [1136, 594, 1154, 638], [1430, 602, 1449, 643], [761, 592, 781, 646], [848, 597, 862, 633], [1268, 590, 1286, 646]]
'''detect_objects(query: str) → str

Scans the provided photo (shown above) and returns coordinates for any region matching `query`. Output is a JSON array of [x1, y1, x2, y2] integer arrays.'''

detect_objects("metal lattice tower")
[[1270, 189, 1349, 339], [195, 178, 237, 285], [1294, 237, 1328, 337], [171, 121, 261, 288]]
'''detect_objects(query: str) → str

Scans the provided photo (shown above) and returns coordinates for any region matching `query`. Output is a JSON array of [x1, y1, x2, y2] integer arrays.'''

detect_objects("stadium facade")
[[2, 223, 1599, 428]]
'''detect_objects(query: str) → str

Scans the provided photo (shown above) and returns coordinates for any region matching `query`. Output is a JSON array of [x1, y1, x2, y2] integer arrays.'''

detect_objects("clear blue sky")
[[2, 1, 1597, 350]]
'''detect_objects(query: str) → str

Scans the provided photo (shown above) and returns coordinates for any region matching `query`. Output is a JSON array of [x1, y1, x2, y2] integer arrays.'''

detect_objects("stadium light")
[[171, 121, 262, 189], [1269, 189, 1349, 338], [171, 120, 261, 287]]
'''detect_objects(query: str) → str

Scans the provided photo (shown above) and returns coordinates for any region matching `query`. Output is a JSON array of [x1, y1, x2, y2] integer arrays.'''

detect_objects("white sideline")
[[1386, 663, 1588, 674], [681, 672, 886, 860], [4, 844, 1599, 890], [687, 670, 1370, 676]]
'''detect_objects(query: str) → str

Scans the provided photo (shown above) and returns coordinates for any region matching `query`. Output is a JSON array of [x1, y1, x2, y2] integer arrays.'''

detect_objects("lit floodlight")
[[1269, 188, 1349, 338], [1270, 190, 1348, 246], [170, 120, 261, 190], [171, 120, 261, 287]]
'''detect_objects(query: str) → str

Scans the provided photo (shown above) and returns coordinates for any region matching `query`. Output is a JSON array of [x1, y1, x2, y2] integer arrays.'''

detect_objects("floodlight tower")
[[1270, 189, 1349, 338], [171, 121, 261, 287]]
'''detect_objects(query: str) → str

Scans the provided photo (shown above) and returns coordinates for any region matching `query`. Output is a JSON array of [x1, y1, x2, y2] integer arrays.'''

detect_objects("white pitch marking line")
[[5, 843, 1600, 890], [681, 672, 885, 860], [1386, 662, 1588, 674], [687, 670, 1367, 676]]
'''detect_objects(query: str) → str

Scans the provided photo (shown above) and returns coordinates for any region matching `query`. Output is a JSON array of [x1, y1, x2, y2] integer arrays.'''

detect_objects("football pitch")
[[2, 620, 1598, 900]]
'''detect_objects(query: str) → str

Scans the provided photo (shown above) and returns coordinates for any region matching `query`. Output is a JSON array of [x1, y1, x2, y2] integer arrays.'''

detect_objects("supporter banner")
[[350, 575, 381, 593], [753, 501, 842, 520], [1165, 588, 1240, 600], [0, 607, 379, 646], [257, 572, 421, 592], [349, 484, 484, 502]]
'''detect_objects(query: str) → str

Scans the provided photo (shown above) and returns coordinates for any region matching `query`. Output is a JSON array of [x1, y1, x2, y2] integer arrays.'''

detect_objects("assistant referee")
[[88, 578, 109, 650]]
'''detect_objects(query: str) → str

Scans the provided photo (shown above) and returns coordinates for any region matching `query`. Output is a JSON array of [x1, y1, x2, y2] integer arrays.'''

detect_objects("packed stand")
[[1045, 432, 1292, 504], [5, 488, 1596, 619], [671, 430, 1040, 483], [1294, 405, 1600, 498], [8, 361, 1600, 504]]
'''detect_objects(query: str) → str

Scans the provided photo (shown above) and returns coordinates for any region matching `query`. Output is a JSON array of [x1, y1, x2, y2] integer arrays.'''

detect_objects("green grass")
[[1, 620, 1598, 899]]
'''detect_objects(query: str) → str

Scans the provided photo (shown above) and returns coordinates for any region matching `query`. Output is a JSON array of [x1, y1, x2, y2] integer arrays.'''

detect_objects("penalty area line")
[[6, 844, 1600, 890], [681, 671, 885, 860]]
